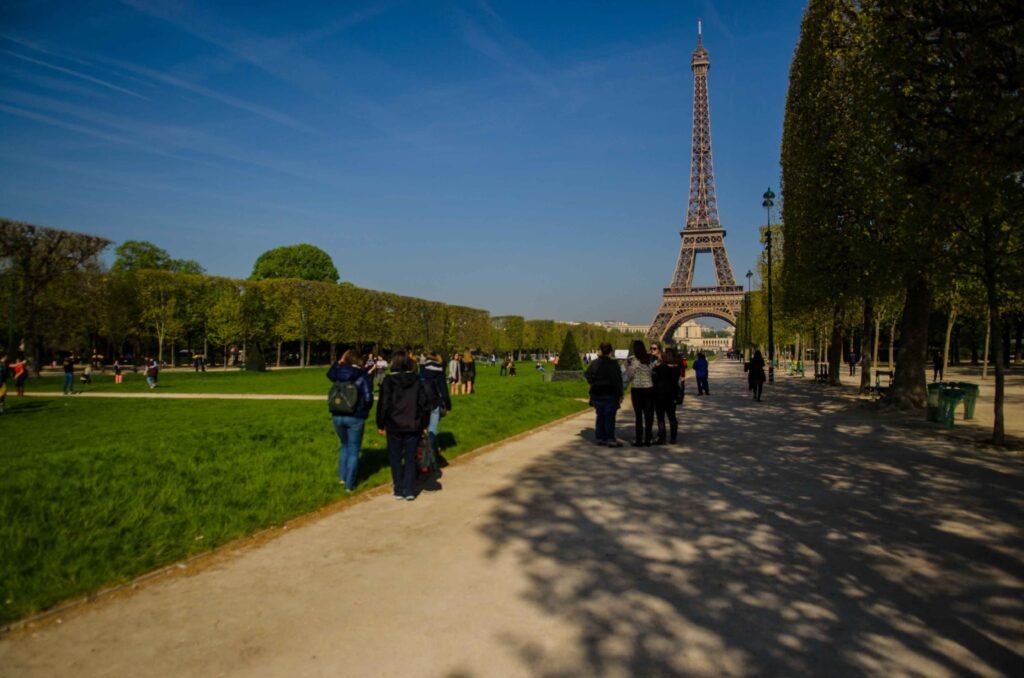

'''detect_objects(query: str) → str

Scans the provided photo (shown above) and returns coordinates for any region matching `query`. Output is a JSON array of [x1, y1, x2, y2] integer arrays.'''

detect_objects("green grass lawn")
[[0, 366, 587, 625]]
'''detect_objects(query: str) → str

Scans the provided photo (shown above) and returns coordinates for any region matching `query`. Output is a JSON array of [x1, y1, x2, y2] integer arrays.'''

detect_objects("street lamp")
[[762, 187, 776, 384], [745, 269, 753, 360]]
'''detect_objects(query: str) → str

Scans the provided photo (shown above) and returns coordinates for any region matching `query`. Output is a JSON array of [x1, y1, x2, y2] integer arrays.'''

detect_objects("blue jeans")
[[427, 407, 441, 454], [592, 395, 619, 442], [63, 372, 74, 394], [332, 416, 366, 490], [387, 431, 420, 498]]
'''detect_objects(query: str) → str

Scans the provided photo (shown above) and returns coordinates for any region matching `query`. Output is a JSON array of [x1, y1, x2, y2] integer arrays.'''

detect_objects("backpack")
[[328, 379, 361, 415]]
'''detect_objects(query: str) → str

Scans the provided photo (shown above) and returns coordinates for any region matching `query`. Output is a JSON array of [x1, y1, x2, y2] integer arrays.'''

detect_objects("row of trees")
[[771, 0, 1023, 444], [0, 220, 643, 371]]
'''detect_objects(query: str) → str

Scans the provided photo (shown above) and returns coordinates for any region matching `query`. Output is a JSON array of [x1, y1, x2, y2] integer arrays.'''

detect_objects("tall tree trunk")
[[828, 303, 843, 386], [872, 316, 881, 372], [157, 330, 165, 364], [891, 272, 931, 408], [943, 306, 957, 377], [170, 339, 175, 368], [860, 298, 874, 392], [1014, 314, 1022, 363], [1002, 314, 1011, 368], [888, 323, 895, 369], [983, 315, 991, 380], [276, 341, 282, 368], [981, 214, 1004, 444]]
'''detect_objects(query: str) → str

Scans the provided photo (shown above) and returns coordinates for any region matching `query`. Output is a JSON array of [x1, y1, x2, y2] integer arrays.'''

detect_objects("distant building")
[[592, 320, 650, 335], [673, 320, 733, 353]]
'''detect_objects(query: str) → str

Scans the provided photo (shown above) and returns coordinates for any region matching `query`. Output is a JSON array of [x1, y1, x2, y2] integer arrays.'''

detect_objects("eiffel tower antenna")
[[647, 25, 744, 344]]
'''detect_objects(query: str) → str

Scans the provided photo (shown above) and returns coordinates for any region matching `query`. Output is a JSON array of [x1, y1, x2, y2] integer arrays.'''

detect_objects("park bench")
[[872, 370, 894, 399]]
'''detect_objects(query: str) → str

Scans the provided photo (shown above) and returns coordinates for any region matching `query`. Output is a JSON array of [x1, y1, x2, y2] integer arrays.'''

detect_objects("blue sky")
[[0, 0, 806, 324]]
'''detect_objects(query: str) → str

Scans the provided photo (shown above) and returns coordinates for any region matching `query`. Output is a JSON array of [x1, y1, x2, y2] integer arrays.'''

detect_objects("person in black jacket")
[[327, 350, 374, 491], [584, 342, 624, 447], [748, 350, 767, 401], [419, 351, 452, 460], [377, 352, 431, 500], [652, 347, 682, 444]]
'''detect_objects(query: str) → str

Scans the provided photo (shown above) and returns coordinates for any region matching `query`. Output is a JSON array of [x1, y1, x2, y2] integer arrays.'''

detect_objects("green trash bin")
[[952, 381, 980, 420], [938, 386, 964, 428], [926, 383, 943, 422]]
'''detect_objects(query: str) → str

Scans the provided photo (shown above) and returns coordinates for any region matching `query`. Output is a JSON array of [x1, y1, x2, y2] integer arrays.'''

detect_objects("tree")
[[250, 244, 339, 283], [111, 240, 204, 274], [555, 331, 583, 372], [0, 219, 110, 369]]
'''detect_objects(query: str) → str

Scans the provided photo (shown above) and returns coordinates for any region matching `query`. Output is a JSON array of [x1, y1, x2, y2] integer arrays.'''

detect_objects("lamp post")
[[762, 187, 776, 384], [744, 269, 753, 361]]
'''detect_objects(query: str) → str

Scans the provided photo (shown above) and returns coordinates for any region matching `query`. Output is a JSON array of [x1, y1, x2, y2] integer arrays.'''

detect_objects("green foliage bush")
[[556, 331, 583, 372]]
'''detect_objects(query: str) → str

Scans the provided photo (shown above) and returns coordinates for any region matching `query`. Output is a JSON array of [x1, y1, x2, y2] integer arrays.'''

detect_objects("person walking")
[[932, 350, 943, 382], [327, 350, 374, 492], [447, 352, 461, 396], [377, 352, 431, 501], [584, 342, 623, 446], [694, 352, 710, 395], [652, 347, 683, 444], [0, 354, 9, 414], [113, 359, 123, 384], [625, 340, 655, 447], [461, 350, 476, 395], [145, 357, 158, 389], [419, 351, 452, 462], [61, 355, 74, 395], [748, 350, 767, 401]]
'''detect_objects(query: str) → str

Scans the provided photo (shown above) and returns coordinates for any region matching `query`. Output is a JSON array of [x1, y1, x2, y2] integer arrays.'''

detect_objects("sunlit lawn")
[[0, 365, 587, 625]]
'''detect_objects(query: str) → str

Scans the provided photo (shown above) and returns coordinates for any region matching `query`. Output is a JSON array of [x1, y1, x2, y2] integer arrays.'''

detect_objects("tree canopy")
[[111, 240, 204, 274], [250, 244, 339, 283]]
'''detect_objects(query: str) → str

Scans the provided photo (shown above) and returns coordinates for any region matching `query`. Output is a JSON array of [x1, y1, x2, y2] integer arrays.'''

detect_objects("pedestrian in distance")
[[748, 350, 767, 402], [508, 360, 517, 377], [82, 364, 92, 384], [847, 350, 857, 377], [419, 351, 452, 465], [461, 350, 476, 395], [585, 342, 624, 446], [0, 354, 9, 414], [694, 352, 710, 395], [377, 351, 431, 501], [114, 359, 123, 384], [652, 346, 683, 444], [625, 340, 655, 447], [13, 357, 28, 397], [327, 350, 374, 492], [61, 355, 74, 395], [932, 350, 943, 382], [500, 358, 508, 377], [448, 352, 461, 396], [145, 357, 158, 389], [678, 353, 688, 403]]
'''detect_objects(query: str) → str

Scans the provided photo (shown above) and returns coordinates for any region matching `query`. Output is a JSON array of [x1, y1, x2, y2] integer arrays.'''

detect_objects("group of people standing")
[[446, 351, 476, 396], [585, 339, 743, 446], [0, 354, 29, 414], [328, 349, 452, 501]]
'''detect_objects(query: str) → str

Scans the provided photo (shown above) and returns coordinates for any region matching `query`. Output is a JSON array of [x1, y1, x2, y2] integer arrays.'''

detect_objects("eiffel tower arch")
[[647, 22, 744, 345]]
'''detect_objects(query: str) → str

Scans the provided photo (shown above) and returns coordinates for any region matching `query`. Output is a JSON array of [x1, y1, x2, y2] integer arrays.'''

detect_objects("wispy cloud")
[[3, 50, 150, 100], [454, 7, 559, 99]]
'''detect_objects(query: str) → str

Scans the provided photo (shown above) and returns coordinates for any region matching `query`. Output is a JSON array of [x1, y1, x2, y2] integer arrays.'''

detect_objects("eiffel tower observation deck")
[[647, 21, 744, 344]]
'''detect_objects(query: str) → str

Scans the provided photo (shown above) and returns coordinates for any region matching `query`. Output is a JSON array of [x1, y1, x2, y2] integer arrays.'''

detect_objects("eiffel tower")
[[647, 22, 744, 345]]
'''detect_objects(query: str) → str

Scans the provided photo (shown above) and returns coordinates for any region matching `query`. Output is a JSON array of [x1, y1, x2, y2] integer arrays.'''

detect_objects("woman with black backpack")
[[327, 350, 374, 491], [377, 352, 431, 501]]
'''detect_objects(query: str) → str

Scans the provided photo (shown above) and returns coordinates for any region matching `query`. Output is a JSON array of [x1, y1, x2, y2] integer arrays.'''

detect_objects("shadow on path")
[[478, 362, 1024, 675]]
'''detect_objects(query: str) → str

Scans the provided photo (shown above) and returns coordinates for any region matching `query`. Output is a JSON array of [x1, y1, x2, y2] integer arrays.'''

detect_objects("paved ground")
[[2, 360, 1022, 677]]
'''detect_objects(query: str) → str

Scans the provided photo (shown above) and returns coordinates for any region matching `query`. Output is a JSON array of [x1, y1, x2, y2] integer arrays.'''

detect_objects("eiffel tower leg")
[[711, 246, 737, 288]]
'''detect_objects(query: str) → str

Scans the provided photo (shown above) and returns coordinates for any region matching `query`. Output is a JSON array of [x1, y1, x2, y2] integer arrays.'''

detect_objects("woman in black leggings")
[[652, 347, 682, 444], [625, 340, 655, 446]]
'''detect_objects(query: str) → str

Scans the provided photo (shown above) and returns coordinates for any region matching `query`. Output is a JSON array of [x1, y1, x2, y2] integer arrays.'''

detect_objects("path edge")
[[0, 405, 591, 639]]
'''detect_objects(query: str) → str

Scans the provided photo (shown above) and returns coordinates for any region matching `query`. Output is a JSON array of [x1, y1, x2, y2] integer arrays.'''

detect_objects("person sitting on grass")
[[377, 352, 431, 501], [327, 350, 374, 492]]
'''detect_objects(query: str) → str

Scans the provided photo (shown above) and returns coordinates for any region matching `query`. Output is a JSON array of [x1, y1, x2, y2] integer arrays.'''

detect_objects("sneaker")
[[394, 495, 404, 501], [405, 494, 416, 501]]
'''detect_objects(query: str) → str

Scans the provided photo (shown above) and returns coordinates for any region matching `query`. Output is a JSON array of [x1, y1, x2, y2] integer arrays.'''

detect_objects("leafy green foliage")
[[111, 240, 204, 274], [250, 244, 339, 283], [556, 330, 583, 371]]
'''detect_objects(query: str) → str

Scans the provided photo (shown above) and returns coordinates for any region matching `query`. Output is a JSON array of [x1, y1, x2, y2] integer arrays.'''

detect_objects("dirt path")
[[2, 361, 1022, 676]]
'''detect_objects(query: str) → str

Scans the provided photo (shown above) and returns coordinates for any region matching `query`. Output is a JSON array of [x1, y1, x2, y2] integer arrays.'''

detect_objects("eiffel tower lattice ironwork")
[[647, 22, 744, 345]]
